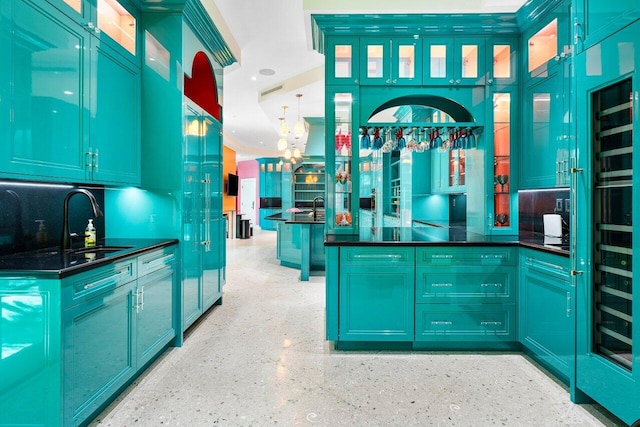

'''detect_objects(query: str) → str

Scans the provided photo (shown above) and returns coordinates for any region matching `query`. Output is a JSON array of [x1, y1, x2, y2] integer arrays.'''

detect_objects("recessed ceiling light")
[[259, 68, 275, 76], [251, 76, 257, 81]]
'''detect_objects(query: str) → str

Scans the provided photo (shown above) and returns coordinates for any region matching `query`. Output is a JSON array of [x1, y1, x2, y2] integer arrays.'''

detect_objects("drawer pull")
[[525, 257, 566, 272], [83, 269, 130, 290], [480, 283, 503, 288], [480, 321, 502, 326], [431, 254, 453, 259], [143, 253, 175, 270], [431, 321, 453, 325], [353, 254, 404, 261], [432, 282, 453, 287]]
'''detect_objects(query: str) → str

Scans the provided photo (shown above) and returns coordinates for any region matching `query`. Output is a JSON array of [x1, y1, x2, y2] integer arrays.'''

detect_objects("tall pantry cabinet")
[[105, 2, 235, 335]]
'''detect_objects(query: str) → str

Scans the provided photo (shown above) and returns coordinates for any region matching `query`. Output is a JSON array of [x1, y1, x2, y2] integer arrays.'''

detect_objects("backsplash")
[[0, 180, 105, 256], [518, 189, 570, 237]]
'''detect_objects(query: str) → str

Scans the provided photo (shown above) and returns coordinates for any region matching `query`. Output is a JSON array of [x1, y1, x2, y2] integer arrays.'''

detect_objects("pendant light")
[[294, 93, 304, 139], [280, 105, 289, 137]]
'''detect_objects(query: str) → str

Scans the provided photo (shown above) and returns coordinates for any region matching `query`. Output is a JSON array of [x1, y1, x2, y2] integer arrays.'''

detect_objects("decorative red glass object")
[[344, 131, 352, 149], [335, 129, 344, 150]]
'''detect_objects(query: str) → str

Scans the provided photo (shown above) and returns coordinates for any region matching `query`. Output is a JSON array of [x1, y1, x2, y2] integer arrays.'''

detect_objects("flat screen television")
[[227, 173, 239, 196]]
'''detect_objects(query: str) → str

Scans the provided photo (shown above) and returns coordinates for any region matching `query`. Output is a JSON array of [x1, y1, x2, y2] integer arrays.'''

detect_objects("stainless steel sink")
[[68, 245, 133, 255]]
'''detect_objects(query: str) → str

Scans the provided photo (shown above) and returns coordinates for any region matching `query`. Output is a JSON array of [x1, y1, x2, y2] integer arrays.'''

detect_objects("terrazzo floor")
[[91, 230, 622, 426]]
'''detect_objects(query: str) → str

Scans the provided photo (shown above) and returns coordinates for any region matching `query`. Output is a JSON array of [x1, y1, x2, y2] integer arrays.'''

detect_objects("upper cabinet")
[[46, 0, 138, 61], [326, 38, 359, 85], [423, 37, 486, 86], [487, 38, 518, 87], [360, 37, 422, 86], [0, 0, 140, 185], [523, 3, 571, 80], [574, 0, 640, 52]]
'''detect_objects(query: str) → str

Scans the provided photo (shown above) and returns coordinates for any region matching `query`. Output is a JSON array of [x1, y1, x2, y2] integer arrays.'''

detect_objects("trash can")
[[239, 219, 251, 239]]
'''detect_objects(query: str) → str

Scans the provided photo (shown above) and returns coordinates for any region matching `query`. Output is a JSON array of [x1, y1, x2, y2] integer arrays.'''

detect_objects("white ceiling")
[[206, 0, 529, 161]]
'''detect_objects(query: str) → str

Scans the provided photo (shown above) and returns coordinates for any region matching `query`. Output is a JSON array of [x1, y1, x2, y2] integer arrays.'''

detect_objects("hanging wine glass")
[[496, 174, 509, 192]]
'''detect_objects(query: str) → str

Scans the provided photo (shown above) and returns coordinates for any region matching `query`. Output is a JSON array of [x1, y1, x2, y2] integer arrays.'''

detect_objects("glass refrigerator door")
[[592, 78, 633, 370]]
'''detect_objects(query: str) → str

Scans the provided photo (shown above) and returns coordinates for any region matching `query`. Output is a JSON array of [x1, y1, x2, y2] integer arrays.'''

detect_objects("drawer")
[[520, 248, 570, 281], [417, 246, 516, 267], [340, 246, 414, 267], [62, 259, 136, 308], [415, 304, 516, 342], [416, 267, 515, 303], [138, 245, 177, 276]]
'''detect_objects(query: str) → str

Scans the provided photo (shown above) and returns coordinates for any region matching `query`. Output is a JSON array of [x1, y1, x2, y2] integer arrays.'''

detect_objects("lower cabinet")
[[338, 246, 415, 341], [63, 245, 177, 426], [518, 248, 573, 382], [328, 245, 518, 347], [0, 244, 178, 427], [415, 247, 517, 345]]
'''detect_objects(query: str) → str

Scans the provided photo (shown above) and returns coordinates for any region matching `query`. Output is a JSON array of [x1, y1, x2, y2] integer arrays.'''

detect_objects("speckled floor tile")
[[90, 230, 621, 427]]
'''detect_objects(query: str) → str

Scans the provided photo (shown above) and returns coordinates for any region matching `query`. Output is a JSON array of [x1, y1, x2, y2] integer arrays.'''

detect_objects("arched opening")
[[368, 95, 475, 123], [184, 51, 222, 121]]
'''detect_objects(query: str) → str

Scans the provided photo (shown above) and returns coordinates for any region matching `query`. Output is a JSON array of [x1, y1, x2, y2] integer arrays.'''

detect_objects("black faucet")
[[312, 196, 325, 221], [61, 189, 104, 251]]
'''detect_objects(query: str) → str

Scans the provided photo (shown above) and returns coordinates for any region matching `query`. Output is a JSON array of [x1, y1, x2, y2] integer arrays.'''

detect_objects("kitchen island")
[[266, 211, 325, 281], [324, 227, 569, 349]]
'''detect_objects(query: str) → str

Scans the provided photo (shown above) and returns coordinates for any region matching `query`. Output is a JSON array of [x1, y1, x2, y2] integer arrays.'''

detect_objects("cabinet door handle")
[[93, 149, 99, 170], [566, 292, 572, 317], [431, 254, 453, 259], [455, 79, 461, 84], [85, 150, 93, 168], [431, 321, 452, 325], [139, 286, 144, 311], [481, 283, 503, 287], [449, 79, 455, 84], [432, 282, 453, 287], [480, 321, 502, 326]]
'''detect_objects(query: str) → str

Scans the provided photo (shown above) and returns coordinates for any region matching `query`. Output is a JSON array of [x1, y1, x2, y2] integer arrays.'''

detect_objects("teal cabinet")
[[293, 161, 325, 208], [431, 149, 466, 194], [182, 105, 223, 331], [415, 246, 517, 344], [522, 1, 571, 80], [520, 63, 570, 189], [276, 221, 325, 280], [326, 87, 358, 234], [62, 261, 137, 426], [325, 37, 359, 85], [259, 158, 283, 198], [487, 37, 518, 87], [136, 246, 178, 367], [360, 37, 422, 86], [0, 0, 140, 185], [0, 277, 62, 426], [423, 37, 485, 86], [338, 246, 415, 341], [259, 158, 284, 231], [0, 245, 177, 427], [575, 0, 640, 52], [518, 248, 573, 382]]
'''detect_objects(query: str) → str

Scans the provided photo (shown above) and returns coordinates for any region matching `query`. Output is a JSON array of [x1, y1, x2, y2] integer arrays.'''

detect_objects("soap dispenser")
[[35, 220, 48, 247], [84, 219, 96, 248]]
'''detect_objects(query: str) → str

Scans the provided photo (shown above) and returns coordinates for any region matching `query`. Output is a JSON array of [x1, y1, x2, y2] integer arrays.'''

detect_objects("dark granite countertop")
[[0, 238, 179, 278], [324, 227, 569, 257], [264, 211, 325, 225]]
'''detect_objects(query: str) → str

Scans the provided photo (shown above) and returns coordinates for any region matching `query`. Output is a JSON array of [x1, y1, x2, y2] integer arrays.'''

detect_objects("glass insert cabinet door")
[[327, 91, 355, 233]]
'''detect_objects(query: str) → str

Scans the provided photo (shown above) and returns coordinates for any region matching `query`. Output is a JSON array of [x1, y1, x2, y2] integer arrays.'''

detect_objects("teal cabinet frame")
[[423, 37, 486, 86], [0, 0, 141, 185], [325, 37, 360, 85], [0, 245, 177, 427], [574, 0, 640, 54], [520, 63, 570, 189], [360, 37, 422, 86], [338, 246, 415, 342], [518, 248, 573, 383]]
